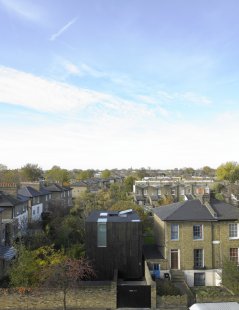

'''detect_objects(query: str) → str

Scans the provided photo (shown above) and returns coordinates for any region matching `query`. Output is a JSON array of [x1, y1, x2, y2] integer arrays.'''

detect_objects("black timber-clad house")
[[85, 209, 143, 280]]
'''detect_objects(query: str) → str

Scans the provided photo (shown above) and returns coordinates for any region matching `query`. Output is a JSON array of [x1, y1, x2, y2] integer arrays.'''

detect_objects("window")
[[32, 210, 36, 215], [144, 189, 148, 195], [171, 224, 179, 240], [158, 189, 161, 195], [194, 273, 205, 286], [194, 249, 204, 268], [37, 206, 39, 214], [193, 224, 203, 240], [97, 221, 107, 247], [230, 248, 239, 263], [229, 223, 239, 239]]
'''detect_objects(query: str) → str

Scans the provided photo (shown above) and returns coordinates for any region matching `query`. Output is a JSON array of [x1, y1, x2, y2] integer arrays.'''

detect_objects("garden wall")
[[0, 280, 117, 310]]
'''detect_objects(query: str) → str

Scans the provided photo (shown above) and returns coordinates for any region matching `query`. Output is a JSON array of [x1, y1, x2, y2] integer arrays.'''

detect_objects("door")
[[171, 249, 179, 269]]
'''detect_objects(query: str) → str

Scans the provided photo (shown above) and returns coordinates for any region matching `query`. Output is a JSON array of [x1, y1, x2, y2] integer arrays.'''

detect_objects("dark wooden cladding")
[[85, 213, 143, 280]]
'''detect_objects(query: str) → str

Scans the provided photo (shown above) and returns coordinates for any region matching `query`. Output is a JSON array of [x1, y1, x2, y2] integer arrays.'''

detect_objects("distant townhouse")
[[151, 194, 239, 287], [18, 186, 43, 222], [44, 183, 72, 209], [134, 179, 213, 206], [71, 176, 124, 198], [0, 191, 28, 236]]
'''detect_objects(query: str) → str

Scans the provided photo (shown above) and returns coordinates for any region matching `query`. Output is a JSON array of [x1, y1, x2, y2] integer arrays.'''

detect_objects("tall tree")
[[20, 163, 43, 181], [101, 169, 111, 178], [76, 169, 94, 180], [45, 166, 69, 184], [216, 161, 239, 183]]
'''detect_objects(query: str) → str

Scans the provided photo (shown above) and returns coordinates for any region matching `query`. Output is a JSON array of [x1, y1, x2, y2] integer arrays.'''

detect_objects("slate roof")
[[0, 191, 23, 207], [45, 184, 71, 192], [153, 198, 239, 222], [210, 199, 239, 220], [44, 183, 64, 192], [18, 186, 42, 198]]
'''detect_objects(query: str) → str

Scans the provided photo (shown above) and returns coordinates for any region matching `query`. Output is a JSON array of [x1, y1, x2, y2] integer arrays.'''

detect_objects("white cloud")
[[50, 17, 77, 41], [180, 92, 212, 106], [0, 66, 161, 121], [0, 0, 44, 22]]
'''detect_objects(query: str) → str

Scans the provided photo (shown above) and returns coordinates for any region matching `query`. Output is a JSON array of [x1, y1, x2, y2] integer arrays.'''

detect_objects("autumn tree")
[[20, 163, 43, 181], [101, 169, 111, 178], [45, 166, 69, 185], [158, 195, 174, 206], [216, 161, 239, 183], [124, 175, 137, 193], [76, 169, 94, 180], [9, 245, 65, 287], [42, 258, 95, 310], [201, 166, 215, 177]]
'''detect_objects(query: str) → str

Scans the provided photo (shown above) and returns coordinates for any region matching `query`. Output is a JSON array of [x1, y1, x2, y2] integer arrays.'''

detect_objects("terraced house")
[[152, 194, 239, 287]]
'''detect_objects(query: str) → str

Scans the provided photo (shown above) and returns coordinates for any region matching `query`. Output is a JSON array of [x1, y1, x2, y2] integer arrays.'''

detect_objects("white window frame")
[[194, 249, 204, 268], [229, 223, 239, 239], [171, 224, 179, 241], [230, 248, 239, 264], [193, 224, 203, 240]]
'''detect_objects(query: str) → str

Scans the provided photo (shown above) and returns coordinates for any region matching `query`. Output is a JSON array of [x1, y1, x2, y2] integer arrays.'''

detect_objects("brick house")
[[0, 191, 28, 236], [18, 186, 43, 222], [134, 180, 212, 206], [152, 194, 239, 287], [44, 183, 72, 209]]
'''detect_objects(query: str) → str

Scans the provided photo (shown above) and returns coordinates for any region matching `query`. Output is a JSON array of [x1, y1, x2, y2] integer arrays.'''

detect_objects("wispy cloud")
[[50, 17, 77, 41], [0, 0, 44, 22], [0, 66, 162, 121]]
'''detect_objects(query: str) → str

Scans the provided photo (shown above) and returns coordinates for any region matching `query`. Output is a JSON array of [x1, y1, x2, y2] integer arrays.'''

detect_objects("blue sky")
[[0, 0, 239, 170]]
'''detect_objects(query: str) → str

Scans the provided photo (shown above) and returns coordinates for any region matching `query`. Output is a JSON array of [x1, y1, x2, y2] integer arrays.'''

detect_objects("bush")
[[157, 280, 181, 296]]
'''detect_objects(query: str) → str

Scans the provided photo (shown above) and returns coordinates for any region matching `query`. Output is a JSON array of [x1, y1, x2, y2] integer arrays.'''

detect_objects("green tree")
[[9, 244, 40, 287], [222, 258, 239, 294], [9, 245, 65, 287], [0, 169, 20, 183], [201, 166, 215, 177], [216, 161, 239, 183], [101, 169, 111, 178], [45, 166, 69, 184], [124, 175, 137, 193], [76, 169, 94, 180], [20, 163, 43, 181]]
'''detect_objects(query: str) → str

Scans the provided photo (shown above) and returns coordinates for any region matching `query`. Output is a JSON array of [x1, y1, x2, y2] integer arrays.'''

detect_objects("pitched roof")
[[153, 200, 215, 221], [44, 183, 63, 192], [211, 199, 239, 220], [0, 191, 23, 207], [153, 198, 239, 222], [18, 186, 42, 198]]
